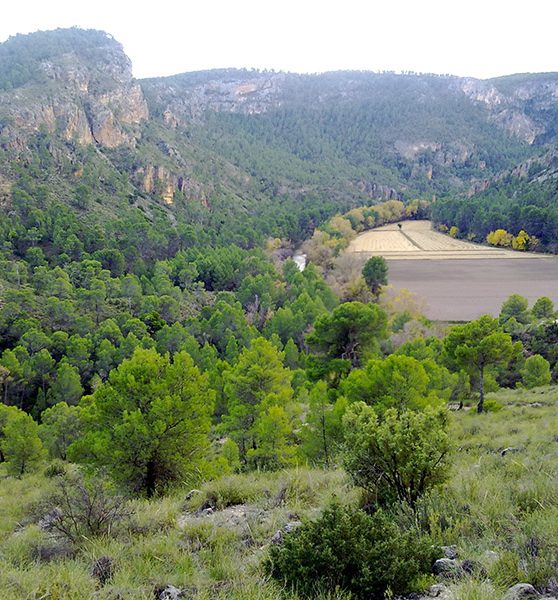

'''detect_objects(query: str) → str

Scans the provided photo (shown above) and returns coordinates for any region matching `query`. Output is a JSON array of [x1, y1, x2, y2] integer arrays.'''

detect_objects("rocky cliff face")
[[142, 70, 285, 127], [1, 28, 558, 216], [0, 30, 148, 150], [145, 70, 558, 149], [141, 69, 558, 195], [458, 74, 558, 144]]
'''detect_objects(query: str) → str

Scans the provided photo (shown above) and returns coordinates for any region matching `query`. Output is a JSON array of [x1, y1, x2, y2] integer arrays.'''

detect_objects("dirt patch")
[[387, 258, 558, 320]]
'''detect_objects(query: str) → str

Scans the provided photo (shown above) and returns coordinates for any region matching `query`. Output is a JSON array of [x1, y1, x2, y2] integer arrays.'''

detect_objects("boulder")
[[156, 585, 182, 600], [460, 558, 486, 577], [432, 558, 462, 578], [503, 583, 539, 600], [441, 545, 457, 559], [501, 447, 521, 456], [271, 520, 303, 544], [184, 489, 201, 503]]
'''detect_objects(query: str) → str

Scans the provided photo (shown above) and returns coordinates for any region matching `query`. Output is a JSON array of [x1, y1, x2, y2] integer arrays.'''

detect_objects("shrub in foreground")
[[343, 403, 451, 508], [39, 472, 131, 545], [264, 503, 438, 599]]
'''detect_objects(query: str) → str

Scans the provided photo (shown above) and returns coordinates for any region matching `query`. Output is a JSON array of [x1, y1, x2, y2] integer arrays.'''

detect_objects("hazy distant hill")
[[0, 27, 557, 242]]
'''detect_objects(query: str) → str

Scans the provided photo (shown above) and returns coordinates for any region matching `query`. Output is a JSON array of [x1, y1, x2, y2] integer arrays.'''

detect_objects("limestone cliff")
[[142, 70, 285, 126], [1, 28, 558, 218], [0, 29, 148, 150], [459, 74, 558, 144]]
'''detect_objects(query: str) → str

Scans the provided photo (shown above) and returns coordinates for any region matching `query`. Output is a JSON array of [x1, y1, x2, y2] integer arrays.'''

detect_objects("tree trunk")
[[145, 459, 156, 497], [321, 413, 329, 468], [477, 366, 485, 414]]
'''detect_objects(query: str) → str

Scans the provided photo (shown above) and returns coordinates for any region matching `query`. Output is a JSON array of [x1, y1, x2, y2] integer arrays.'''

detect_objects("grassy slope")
[[0, 387, 557, 599]]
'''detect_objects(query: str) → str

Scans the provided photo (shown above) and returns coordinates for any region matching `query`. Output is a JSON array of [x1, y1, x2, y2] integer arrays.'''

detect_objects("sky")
[[1, 0, 557, 80]]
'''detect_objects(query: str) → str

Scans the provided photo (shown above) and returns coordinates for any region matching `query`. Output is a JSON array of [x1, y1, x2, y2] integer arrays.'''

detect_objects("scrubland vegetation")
[[0, 387, 557, 599], [1, 177, 557, 597], [1, 176, 558, 598]]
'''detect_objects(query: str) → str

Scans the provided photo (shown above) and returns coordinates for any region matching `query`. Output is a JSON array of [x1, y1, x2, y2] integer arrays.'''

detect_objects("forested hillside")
[[432, 147, 558, 251], [1, 27, 558, 600]]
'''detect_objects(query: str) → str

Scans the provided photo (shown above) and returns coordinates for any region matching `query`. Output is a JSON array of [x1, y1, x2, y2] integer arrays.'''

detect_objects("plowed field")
[[347, 220, 540, 260], [346, 221, 558, 320]]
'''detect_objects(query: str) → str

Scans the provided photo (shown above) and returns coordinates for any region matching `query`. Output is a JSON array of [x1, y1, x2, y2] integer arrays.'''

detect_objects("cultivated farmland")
[[347, 220, 540, 260], [345, 221, 558, 320]]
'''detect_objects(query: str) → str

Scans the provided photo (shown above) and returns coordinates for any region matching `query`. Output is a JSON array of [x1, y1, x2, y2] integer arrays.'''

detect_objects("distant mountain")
[[0, 27, 557, 243]]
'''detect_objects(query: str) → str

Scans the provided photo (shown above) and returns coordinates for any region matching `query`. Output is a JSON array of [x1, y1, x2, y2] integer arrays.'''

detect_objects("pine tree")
[[69, 348, 214, 496], [222, 337, 295, 467]]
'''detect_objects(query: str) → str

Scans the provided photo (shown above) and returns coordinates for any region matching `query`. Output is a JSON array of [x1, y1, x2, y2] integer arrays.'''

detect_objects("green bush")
[[43, 460, 67, 478], [343, 404, 451, 507], [264, 503, 438, 599], [481, 397, 503, 413], [521, 354, 551, 389]]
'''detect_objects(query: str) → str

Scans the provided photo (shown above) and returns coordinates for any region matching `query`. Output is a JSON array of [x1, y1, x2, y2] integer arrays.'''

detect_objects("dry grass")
[[0, 390, 557, 598]]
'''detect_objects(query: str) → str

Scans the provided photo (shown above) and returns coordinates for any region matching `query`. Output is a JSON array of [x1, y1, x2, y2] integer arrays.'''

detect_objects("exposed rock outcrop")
[[0, 29, 147, 149], [459, 74, 558, 144], [142, 70, 285, 125], [503, 583, 540, 600]]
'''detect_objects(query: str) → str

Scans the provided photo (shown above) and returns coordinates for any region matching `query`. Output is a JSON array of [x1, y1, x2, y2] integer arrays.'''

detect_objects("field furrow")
[[347, 220, 542, 259]]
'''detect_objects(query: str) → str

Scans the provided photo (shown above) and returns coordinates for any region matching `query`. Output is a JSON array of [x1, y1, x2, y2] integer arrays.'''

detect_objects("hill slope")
[[0, 28, 558, 248], [1, 386, 556, 598]]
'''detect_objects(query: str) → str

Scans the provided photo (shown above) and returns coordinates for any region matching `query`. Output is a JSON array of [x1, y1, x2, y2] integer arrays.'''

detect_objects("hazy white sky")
[[1, 0, 557, 79]]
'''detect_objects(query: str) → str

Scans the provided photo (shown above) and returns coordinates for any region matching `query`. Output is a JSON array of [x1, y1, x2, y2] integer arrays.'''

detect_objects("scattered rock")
[[271, 520, 303, 544], [405, 583, 453, 599], [460, 558, 486, 577], [546, 577, 558, 595], [503, 583, 540, 600], [91, 556, 115, 586], [196, 507, 214, 517], [156, 584, 182, 600], [528, 402, 543, 408], [194, 499, 215, 516], [426, 584, 453, 598], [441, 545, 457, 559], [38, 508, 63, 531], [483, 549, 499, 563], [30, 541, 74, 562], [184, 489, 201, 503], [179, 503, 268, 541], [501, 447, 521, 456], [269, 484, 287, 508], [432, 558, 462, 578]]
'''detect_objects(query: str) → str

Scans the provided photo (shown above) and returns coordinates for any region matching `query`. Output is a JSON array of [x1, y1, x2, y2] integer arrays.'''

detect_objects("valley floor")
[[345, 221, 558, 320], [387, 257, 558, 320], [347, 221, 542, 260]]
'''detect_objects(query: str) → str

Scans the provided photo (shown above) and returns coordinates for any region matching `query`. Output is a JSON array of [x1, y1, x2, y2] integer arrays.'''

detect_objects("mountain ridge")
[[0, 27, 557, 246]]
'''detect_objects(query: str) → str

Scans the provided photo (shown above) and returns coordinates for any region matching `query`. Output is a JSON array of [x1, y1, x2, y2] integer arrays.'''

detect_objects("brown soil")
[[387, 258, 558, 321]]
